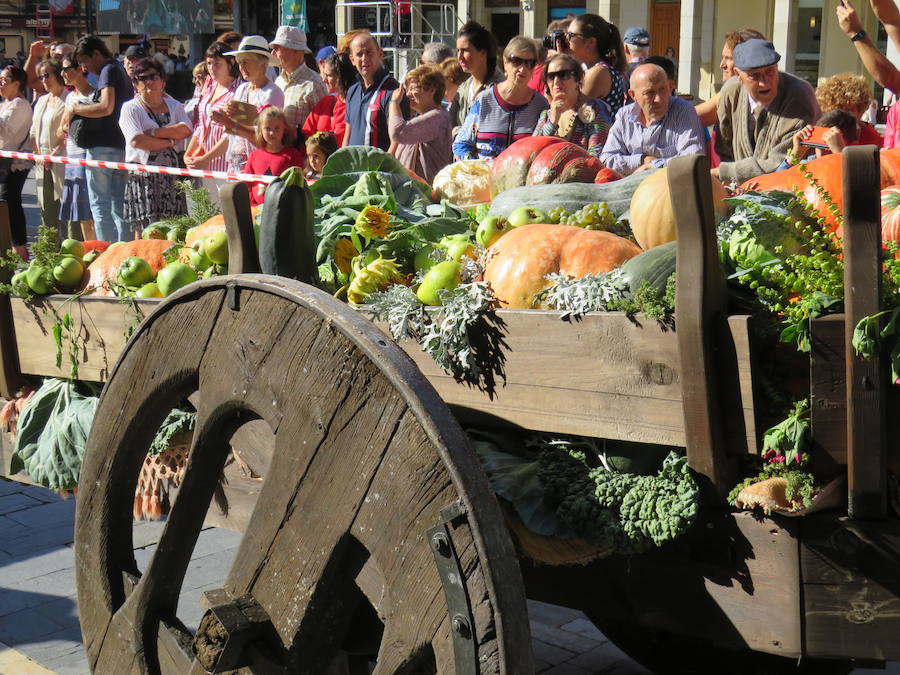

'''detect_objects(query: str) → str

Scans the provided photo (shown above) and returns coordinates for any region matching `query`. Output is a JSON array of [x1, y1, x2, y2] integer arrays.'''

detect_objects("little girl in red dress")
[[243, 106, 304, 205]]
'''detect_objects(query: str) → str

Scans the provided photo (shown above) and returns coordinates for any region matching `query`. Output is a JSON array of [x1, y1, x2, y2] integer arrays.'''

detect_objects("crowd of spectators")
[[3, 0, 900, 252]]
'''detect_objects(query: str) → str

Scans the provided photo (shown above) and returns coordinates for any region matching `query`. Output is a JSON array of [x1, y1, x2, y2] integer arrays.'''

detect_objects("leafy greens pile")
[[471, 430, 699, 555]]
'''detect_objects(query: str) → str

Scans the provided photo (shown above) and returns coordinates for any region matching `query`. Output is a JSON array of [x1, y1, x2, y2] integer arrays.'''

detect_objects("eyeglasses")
[[565, 32, 585, 42], [134, 73, 161, 83], [507, 56, 537, 69], [545, 69, 576, 82]]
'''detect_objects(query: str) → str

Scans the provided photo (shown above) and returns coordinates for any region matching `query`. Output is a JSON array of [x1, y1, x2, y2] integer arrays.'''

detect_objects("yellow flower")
[[347, 258, 405, 304], [354, 205, 393, 240], [334, 237, 357, 275]]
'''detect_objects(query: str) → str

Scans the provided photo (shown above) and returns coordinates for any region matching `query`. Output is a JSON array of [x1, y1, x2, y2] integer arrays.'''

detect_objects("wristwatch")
[[851, 29, 867, 42]]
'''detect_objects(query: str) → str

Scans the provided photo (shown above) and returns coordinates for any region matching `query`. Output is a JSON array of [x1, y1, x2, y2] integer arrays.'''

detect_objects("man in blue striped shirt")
[[599, 63, 706, 176]]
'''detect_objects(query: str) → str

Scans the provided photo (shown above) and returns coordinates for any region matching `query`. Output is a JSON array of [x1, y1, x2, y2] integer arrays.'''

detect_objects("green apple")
[[142, 224, 169, 240], [117, 256, 155, 287], [135, 282, 163, 298], [26, 263, 53, 295], [416, 260, 461, 306], [156, 262, 198, 296], [82, 250, 100, 266], [60, 238, 84, 260], [506, 206, 550, 228], [52, 256, 84, 289], [476, 216, 509, 248], [167, 224, 189, 242], [438, 234, 476, 262], [203, 232, 229, 265], [11, 269, 28, 296], [188, 243, 213, 272]]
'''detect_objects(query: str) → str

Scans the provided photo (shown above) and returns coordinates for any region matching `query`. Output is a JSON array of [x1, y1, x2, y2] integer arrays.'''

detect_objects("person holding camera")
[[532, 53, 611, 157], [564, 13, 628, 116]]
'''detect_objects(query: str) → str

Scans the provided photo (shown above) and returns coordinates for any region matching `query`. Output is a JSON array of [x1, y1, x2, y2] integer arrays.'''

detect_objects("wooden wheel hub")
[[74, 276, 531, 674]]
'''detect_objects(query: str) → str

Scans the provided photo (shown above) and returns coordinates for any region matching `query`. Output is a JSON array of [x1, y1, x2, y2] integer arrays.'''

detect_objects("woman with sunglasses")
[[30, 59, 72, 240], [58, 56, 95, 241], [453, 37, 549, 160], [533, 53, 611, 157], [565, 13, 628, 116], [118, 59, 193, 237], [0, 66, 33, 258]]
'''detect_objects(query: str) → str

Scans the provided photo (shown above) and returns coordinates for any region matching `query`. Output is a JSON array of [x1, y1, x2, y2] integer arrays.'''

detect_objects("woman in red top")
[[301, 52, 356, 145], [244, 106, 304, 205]]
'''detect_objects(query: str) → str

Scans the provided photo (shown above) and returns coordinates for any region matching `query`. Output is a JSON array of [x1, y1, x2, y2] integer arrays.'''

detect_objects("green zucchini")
[[619, 240, 677, 297], [258, 167, 317, 284], [488, 169, 655, 221]]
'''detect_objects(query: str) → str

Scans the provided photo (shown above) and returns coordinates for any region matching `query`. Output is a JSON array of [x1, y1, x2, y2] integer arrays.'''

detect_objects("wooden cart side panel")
[[801, 515, 900, 660], [10, 296, 158, 382]]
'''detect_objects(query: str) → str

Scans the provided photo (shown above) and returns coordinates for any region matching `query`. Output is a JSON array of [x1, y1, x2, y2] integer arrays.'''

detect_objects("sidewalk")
[[0, 477, 651, 675]]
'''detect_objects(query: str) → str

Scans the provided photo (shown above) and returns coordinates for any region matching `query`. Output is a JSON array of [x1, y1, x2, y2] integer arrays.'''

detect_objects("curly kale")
[[534, 441, 700, 554]]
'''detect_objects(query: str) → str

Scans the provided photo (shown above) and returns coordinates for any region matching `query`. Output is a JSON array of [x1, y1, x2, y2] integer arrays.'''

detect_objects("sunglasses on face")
[[508, 56, 537, 69], [134, 73, 161, 83], [546, 69, 576, 82]]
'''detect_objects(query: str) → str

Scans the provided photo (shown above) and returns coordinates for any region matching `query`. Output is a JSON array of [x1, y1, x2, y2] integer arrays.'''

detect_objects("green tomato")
[[82, 250, 99, 266], [416, 260, 461, 306], [10, 269, 28, 296], [507, 206, 550, 228], [476, 216, 509, 248], [142, 224, 169, 240]]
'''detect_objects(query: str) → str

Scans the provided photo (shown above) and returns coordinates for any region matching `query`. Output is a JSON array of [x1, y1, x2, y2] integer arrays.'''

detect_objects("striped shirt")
[[453, 85, 549, 160], [599, 96, 706, 175]]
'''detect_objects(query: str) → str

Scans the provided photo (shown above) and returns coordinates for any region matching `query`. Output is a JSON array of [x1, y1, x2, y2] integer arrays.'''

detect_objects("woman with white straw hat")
[[269, 26, 327, 138], [215, 35, 285, 173]]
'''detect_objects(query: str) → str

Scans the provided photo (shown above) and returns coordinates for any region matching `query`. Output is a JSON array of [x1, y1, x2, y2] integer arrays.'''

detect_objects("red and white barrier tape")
[[0, 150, 278, 184]]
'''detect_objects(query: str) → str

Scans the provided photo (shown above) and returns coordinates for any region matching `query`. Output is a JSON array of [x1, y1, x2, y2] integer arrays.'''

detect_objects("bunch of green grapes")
[[548, 206, 568, 224]]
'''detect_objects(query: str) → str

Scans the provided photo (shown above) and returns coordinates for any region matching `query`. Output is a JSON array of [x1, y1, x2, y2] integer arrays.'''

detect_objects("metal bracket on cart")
[[426, 500, 477, 675]]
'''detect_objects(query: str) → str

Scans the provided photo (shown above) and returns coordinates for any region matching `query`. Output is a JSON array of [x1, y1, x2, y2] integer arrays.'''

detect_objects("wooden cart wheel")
[[74, 275, 532, 674]]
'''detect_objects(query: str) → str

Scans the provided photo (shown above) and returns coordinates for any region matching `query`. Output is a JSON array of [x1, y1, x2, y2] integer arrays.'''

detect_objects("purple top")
[[599, 96, 705, 175], [388, 107, 452, 183]]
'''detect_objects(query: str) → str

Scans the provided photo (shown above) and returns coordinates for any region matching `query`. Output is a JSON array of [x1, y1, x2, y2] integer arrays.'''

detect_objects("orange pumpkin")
[[82, 239, 174, 296], [184, 207, 261, 247], [482, 224, 642, 309], [741, 148, 900, 235], [630, 168, 729, 251]]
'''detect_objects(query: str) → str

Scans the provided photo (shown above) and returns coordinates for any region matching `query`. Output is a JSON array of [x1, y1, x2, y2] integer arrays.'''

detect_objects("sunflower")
[[354, 205, 393, 240], [334, 237, 357, 275]]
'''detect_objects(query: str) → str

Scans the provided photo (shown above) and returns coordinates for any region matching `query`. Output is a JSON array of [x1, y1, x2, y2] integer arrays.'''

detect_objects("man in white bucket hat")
[[270, 26, 326, 136]]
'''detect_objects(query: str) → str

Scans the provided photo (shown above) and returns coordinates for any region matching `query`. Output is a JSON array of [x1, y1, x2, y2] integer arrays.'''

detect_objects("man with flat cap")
[[713, 38, 820, 183]]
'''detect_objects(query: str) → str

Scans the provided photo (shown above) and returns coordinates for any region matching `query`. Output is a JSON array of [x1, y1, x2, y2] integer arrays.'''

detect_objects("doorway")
[[491, 9, 519, 48], [651, 0, 681, 58]]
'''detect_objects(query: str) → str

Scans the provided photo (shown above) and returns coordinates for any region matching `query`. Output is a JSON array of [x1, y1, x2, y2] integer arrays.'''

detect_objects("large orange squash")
[[741, 148, 900, 235], [82, 239, 173, 296], [482, 224, 642, 309], [630, 168, 729, 251], [881, 185, 900, 245], [185, 207, 261, 247]]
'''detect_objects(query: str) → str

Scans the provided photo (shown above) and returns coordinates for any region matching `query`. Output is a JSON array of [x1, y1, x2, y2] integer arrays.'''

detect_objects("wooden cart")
[[0, 150, 898, 674]]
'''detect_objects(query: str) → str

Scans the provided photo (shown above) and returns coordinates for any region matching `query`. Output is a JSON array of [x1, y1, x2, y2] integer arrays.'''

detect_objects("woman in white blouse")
[[30, 59, 70, 239], [0, 66, 33, 257], [118, 58, 193, 237]]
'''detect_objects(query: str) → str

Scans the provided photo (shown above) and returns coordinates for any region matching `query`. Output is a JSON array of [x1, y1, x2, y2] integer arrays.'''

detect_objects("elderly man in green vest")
[[712, 38, 820, 184]]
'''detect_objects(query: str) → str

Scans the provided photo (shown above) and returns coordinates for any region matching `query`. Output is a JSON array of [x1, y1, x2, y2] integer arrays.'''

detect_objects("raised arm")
[[838, 0, 900, 94], [871, 0, 900, 51]]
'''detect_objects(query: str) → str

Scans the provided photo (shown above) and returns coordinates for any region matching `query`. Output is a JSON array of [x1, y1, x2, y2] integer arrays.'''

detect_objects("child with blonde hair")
[[242, 106, 304, 205]]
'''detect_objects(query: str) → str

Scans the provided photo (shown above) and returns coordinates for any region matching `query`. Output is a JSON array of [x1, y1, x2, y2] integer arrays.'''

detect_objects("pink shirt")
[[884, 101, 900, 149]]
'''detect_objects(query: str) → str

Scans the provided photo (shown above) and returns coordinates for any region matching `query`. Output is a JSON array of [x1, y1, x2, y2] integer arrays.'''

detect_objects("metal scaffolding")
[[335, 0, 460, 77]]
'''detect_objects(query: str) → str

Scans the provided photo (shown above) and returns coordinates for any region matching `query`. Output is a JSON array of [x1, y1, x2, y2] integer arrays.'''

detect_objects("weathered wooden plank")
[[220, 182, 260, 275], [800, 515, 900, 585], [11, 296, 158, 382], [842, 146, 887, 518], [810, 315, 848, 468], [724, 314, 758, 455], [803, 583, 900, 660], [669, 154, 734, 495], [522, 510, 802, 658], [0, 202, 23, 399]]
